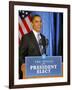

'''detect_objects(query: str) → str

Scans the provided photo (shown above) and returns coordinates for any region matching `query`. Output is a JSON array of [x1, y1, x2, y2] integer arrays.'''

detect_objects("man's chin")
[[34, 29, 41, 32], [36, 29, 41, 32]]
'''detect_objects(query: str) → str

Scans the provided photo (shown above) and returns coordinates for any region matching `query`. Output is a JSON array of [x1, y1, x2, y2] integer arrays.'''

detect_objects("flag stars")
[[26, 12, 28, 15], [22, 15, 24, 18], [19, 11, 31, 19]]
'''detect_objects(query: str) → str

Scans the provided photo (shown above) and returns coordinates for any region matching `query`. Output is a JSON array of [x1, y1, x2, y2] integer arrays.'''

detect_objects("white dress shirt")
[[32, 29, 44, 55]]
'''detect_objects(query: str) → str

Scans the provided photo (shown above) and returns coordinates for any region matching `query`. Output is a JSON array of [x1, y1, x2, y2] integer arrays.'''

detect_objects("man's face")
[[32, 16, 42, 32]]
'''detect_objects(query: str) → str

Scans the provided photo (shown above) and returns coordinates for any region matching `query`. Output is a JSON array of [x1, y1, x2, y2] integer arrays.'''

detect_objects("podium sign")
[[25, 56, 62, 78]]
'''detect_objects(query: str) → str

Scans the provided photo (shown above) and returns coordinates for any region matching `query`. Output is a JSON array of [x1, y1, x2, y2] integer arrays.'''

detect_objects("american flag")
[[18, 10, 32, 43]]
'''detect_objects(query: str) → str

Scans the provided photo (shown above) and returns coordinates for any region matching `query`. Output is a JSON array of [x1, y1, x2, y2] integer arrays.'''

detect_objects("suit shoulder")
[[22, 31, 32, 39], [40, 33, 45, 39], [20, 32, 31, 45]]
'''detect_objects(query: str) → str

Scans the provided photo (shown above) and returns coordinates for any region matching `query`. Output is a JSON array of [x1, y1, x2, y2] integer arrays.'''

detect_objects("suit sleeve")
[[19, 36, 28, 65]]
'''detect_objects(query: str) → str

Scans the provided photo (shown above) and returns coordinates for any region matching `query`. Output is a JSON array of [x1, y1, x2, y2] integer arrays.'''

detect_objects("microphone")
[[38, 39, 43, 55], [39, 38, 48, 55]]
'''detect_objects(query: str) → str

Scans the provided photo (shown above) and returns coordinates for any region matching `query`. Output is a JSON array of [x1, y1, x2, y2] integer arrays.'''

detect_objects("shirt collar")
[[32, 29, 40, 36]]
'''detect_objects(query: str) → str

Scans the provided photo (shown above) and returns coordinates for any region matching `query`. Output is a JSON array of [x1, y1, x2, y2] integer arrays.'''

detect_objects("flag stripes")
[[18, 11, 32, 41]]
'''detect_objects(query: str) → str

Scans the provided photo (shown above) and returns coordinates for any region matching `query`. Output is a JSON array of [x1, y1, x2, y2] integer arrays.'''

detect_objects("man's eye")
[[35, 21, 38, 23], [35, 21, 41, 23]]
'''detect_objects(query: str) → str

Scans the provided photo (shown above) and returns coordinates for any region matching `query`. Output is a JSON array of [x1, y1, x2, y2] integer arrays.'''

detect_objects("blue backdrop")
[[32, 11, 63, 56]]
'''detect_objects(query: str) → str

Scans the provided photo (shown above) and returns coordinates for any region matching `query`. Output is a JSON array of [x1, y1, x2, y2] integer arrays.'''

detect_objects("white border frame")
[[14, 5, 68, 85]]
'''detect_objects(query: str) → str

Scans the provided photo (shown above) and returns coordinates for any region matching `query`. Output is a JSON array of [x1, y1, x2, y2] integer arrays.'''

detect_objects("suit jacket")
[[19, 31, 47, 64], [19, 31, 47, 79]]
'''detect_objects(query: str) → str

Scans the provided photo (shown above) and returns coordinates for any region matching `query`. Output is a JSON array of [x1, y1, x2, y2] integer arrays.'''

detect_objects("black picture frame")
[[9, 1, 70, 89]]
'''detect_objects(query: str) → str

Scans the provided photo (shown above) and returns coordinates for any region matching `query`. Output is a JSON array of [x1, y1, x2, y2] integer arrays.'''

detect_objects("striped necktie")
[[37, 34, 44, 55]]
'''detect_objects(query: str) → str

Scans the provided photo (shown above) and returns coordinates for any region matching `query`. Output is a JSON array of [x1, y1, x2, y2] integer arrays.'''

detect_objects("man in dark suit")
[[19, 15, 47, 79]]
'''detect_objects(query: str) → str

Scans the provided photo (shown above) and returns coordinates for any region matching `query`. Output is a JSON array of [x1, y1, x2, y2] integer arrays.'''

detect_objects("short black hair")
[[31, 14, 41, 22]]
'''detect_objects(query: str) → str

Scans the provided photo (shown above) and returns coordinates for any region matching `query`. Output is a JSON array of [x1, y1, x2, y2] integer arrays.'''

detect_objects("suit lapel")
[[29, 31, 41, 55]]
